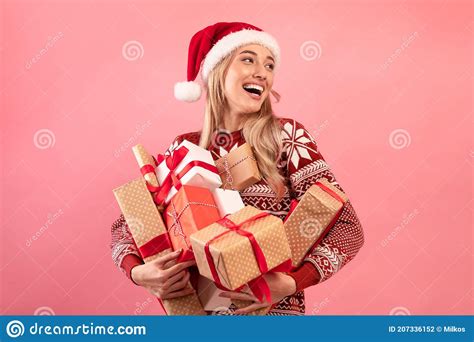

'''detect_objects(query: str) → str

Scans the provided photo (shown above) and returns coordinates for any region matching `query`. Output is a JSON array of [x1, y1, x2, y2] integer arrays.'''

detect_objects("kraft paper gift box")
[[155, 140, 222, 204], [197, 276, 232, 312], [190, 205, 292, 292], [132, 144, 159, 189], [113, 178, 205, 315], [211, 188, 245, 217], [164, 185, 221, 261], [215, 143, 261, 191], [283, 178, 348, 268], [195, 188, 243, 312]]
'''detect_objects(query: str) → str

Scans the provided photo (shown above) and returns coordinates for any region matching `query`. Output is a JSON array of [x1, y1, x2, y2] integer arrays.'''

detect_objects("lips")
[[242, 83, 264, 96]]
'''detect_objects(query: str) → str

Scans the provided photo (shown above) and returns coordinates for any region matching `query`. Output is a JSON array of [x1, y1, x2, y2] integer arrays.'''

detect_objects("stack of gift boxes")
[[113, 139, 348, 315]]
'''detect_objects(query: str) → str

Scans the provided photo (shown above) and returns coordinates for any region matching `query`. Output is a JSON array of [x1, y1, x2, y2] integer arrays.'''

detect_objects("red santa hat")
[[174, 22, 281, 102]]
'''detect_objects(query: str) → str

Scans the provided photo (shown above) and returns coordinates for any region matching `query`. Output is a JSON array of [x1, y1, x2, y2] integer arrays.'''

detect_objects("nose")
[[253, 63, 267, 80]]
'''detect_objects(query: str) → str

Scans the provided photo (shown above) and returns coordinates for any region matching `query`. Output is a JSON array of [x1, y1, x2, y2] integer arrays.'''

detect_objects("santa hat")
[[174, 22, 281, 102]]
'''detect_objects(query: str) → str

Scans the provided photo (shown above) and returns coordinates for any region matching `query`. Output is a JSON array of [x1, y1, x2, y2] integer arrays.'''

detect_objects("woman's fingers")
[[165, 271, 191, 293], [219, 291, 259, 302], [162, 287, 195, 299], [163, 259, 196, 277], [162, 269, 187, 290], [155, 249, 182, 268], [234, 302, 269, 315]]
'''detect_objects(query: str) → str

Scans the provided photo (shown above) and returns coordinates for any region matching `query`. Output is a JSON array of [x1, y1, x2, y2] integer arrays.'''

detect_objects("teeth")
[[243, 84, 264, 94]]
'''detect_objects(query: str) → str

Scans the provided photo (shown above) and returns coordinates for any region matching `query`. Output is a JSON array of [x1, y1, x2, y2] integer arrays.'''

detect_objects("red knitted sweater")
[[110, 117, 364, 315]]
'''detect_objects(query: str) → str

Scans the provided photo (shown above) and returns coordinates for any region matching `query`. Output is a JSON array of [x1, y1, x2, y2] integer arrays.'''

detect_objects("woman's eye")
[[242, 57, 253, 63], [267, 64, 275, 70]]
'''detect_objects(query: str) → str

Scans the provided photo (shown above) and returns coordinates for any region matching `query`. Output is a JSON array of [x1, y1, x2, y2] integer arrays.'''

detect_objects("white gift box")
[[211, 188, 245, 217], [155, 140, 222, 204], [197, 276, 231, 312]]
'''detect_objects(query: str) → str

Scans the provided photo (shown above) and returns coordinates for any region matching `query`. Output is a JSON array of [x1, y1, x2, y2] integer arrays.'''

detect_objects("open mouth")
[[242, 84, 264, 97]]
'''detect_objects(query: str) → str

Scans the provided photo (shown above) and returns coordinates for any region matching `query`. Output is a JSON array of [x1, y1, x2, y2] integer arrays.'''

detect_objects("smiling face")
[[223, 44, 275, 116]]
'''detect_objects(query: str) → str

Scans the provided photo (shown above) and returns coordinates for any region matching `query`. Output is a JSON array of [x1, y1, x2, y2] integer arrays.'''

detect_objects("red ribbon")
[[314, 181, 345, 204], [151, 147, 219, 205], [138, 232, 172, 259], [204, 212, 291, 303], [140, 164, 160, 193], [283, 199, 299, 223]]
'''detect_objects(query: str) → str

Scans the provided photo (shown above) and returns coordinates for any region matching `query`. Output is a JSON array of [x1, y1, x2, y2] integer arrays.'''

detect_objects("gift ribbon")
[[138, 232, 172, 259], [218, 155, 256, 190], [203, 212, 291, 303], [152, 146, 219, 205], [167, 200, 219, 263], [283, 199, 299, 223]]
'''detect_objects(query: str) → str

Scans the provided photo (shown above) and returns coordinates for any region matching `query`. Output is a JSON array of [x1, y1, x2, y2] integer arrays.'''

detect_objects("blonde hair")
[[199, 50, 286, 199]]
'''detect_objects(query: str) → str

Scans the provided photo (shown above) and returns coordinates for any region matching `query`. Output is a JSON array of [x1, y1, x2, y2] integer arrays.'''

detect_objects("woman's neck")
[[222, 109, 245, 132]]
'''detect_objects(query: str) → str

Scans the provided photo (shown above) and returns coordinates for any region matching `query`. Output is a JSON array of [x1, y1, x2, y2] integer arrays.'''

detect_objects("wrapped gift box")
[[283, 178, 348, 268], [211, 188, 245, 217], [156, 140, 222, 204], [215, 143, 261, 191], [164, 185, 221, 259], [190, 205, 292, 291], [113, 178, 205, 315], [197, 276, 231, 312], [132, 144, 159, 188]]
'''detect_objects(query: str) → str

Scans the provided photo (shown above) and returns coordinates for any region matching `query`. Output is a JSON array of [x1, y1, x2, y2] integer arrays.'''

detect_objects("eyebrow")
[[239, 50, 275, 63]]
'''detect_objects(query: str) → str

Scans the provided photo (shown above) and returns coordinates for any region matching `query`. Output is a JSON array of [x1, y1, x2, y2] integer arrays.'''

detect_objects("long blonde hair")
[[199, 51, 286, 199]]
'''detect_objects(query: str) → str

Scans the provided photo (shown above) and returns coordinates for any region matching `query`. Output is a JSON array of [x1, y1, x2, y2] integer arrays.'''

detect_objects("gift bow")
[[204, 212, 291, 304], [140, 146, 219, 205]]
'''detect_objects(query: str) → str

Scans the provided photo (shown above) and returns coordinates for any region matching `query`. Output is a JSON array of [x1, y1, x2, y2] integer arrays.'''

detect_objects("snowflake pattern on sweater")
[[110, 117, 364, 315]]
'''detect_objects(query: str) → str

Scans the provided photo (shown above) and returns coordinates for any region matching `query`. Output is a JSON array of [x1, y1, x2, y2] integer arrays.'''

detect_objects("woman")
[[110, 22, 365, 315]]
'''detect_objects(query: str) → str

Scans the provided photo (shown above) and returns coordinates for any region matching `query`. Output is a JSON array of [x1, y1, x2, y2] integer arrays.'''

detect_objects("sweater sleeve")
[[281, 119, 365, 290], [110, 134, 188, 284], [110, 214, 144, 284]]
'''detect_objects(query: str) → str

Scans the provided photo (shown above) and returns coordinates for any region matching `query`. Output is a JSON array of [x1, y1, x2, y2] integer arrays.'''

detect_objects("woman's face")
[[223, 44, 275, 115]]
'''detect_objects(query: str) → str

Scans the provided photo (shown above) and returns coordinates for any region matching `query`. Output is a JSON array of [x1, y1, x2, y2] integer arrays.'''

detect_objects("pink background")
[[1, 0, 472, 315]]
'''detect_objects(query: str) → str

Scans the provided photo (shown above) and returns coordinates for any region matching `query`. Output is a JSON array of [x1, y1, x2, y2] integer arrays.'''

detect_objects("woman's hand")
[[219, 272, 297, 315], [131, 249, 197, 300]]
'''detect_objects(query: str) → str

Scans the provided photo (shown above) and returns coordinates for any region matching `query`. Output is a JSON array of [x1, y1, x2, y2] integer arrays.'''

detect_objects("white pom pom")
[[174, 81, 202, 102]]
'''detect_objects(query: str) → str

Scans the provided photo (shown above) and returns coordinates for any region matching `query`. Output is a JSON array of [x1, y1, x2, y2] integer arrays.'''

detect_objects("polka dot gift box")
[[190, 205, 292, 292], [283, 178, 349, 268], [113, 177, 205, 315]]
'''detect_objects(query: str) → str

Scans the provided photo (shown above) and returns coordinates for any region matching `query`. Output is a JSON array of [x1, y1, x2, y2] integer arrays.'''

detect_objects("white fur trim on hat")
[[174, 81, 202, 102], [201, 29, 280, 82]]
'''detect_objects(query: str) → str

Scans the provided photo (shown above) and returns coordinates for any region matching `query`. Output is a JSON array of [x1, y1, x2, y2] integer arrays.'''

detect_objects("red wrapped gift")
[[164, 185, 221, 262]]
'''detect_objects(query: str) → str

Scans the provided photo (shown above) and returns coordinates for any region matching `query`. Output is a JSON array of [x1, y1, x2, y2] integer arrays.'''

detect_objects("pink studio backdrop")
[[1, 0, 472, 316]]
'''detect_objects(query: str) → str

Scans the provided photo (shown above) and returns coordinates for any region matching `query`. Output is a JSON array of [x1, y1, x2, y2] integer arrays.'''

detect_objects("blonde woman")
[[110, 22, 364, 315]]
